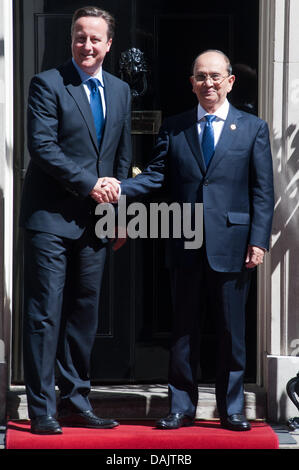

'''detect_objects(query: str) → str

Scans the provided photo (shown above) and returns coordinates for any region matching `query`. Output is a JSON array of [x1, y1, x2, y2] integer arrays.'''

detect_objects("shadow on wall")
[[271, 123, 299, 356], [270, 120, 299, 422]]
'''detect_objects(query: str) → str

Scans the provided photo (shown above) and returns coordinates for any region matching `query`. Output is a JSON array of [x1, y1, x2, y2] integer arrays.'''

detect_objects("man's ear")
[[106, 38, 112, 52], [227, 74, 236, 93]]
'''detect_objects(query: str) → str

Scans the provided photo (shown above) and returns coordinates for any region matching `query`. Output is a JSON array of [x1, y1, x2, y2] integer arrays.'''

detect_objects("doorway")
[[13, 0, 259, 384]]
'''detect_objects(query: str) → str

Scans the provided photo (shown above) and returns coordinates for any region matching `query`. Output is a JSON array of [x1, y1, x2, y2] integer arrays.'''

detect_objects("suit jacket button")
[[203, 179, 209, 186]]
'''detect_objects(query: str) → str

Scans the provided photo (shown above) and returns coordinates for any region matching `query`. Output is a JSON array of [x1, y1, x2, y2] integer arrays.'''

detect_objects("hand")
[[245, 245, 266, 268], [89, 177, 120, 203]]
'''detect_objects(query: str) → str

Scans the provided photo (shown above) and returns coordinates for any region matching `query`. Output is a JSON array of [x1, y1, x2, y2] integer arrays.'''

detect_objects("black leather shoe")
[[58, 409, 119, 429], [31, 415, 62, 435], [156, 413, 194, 430], [221, 413, 251, 431]]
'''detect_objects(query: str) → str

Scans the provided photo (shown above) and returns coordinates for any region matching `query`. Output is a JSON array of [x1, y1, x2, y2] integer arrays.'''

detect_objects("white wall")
[[259, 0, 299, 422], [0, 0, 14, 424]]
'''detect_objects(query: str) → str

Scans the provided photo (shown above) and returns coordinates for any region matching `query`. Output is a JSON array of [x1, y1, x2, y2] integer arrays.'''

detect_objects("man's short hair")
[[192, 50, 232, 75], [71, 6, 115, 40]]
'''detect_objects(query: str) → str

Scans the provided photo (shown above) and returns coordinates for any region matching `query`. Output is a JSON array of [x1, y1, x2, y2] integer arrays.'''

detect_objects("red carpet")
[[6, 420, 279, 450]]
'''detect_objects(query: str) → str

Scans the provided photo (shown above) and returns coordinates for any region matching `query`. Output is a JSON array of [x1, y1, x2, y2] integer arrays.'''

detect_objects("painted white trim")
[[0, 0, 14, 421], [259, 0, 299, 421], [258, 0, 275, 386], [3, 0, 14, 383]]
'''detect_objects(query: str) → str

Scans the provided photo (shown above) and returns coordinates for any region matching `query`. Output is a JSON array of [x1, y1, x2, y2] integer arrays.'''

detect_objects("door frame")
[[0, 0, 14, 423], [257, 0, 276, 388], [4, 0, 273, 389]]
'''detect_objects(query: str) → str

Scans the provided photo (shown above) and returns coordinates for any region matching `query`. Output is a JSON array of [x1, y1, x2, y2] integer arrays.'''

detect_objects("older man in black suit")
[[119, 50, 274, 431]]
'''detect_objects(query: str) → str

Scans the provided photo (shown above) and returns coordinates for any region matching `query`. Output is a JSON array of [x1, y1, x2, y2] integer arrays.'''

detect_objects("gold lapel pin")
[[230, 124, 237, 130]]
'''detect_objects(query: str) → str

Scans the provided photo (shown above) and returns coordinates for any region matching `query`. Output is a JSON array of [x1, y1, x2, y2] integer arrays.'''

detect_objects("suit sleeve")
[[27, 75, 98, 198], [249, 120, 274, 250], [120, 121, 169, 197]]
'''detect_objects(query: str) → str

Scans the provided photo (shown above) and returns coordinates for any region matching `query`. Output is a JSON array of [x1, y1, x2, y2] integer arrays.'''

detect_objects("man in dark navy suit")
[[20, 6, 132, 434], [120, 50, 274, 431]]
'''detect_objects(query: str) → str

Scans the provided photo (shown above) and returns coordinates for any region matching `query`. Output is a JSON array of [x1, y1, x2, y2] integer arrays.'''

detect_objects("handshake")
[[90, 177, 127, 251], [89, 177, 121, 204]]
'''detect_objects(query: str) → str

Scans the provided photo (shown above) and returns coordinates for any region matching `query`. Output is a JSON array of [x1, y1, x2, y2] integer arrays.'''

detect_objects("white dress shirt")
[[72, 59, 123, 198], [196, 99, 230, 148], [72, 58, 106, 118]]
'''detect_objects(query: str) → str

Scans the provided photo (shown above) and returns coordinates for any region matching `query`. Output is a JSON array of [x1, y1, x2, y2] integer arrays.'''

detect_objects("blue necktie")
[[202, 115, 216, 168], [88, 78, 104, 147]]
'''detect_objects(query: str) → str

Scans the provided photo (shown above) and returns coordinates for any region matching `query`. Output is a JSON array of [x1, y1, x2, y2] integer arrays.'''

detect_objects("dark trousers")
[[168, 252, 252, 419], [23, 228, 107, 419]]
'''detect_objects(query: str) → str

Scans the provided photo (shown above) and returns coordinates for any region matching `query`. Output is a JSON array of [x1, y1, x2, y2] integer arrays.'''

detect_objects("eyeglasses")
[[193, 73, 230, 84]]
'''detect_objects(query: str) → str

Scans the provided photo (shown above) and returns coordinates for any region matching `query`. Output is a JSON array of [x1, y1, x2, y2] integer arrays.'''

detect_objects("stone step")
[[7, 384, 267, 421]]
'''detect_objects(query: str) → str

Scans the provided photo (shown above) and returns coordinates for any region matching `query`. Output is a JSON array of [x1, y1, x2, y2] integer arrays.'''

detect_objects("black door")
[[13, 0, 259, 384]]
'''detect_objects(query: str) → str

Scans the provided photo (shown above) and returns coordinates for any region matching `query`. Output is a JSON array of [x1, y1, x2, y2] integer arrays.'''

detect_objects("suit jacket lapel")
[[183, 108, 206, 175], [62, 61, 99, 153], [206, 105, 242, 176], [99, 71, 114, 157]]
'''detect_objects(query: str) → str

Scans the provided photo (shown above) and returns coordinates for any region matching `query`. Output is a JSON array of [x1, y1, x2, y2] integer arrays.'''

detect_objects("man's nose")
[[83, 38, 93, 50], [204, 77, 214, 86]]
